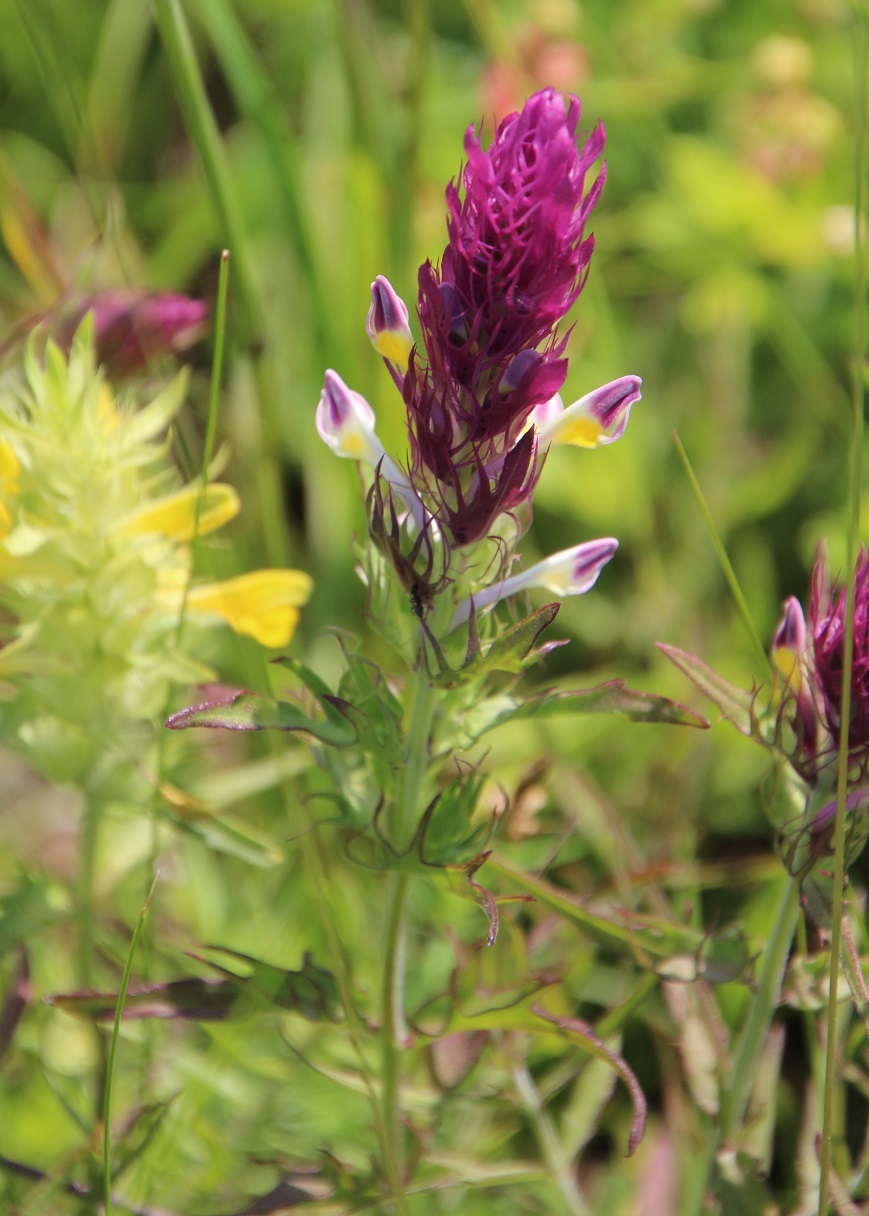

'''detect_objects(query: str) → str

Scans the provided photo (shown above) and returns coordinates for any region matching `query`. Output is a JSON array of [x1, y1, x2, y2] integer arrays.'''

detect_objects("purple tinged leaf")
[[467, 678, 709, 736], [48, 953, 341, 1023], [531, 1004, 647, 1156], [428, 1030, 489, 1090], [165, 684, 357, 747]]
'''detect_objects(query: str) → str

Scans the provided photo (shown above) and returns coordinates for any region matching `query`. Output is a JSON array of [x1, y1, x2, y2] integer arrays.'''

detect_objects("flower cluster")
[[773, 547, 869, 786], [317, 88, 641, 632], [0, 320, 310, 784]]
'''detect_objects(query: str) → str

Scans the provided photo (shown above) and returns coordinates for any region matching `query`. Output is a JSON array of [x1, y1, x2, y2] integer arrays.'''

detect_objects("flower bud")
[[316, 370, 384, 464], [366, 275, 414, 366]]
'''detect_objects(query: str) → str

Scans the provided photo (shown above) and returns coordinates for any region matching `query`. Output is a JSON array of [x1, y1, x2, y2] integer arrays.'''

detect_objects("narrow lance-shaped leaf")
[[166, 683, 357, 747], [466, 678, 708, 740], [0, 947, 29, 1062], [530, 1004, 647, 1157], [490, 861, 752, 983], [657, 642, 754, 735], [48, 952, 341, 1023]]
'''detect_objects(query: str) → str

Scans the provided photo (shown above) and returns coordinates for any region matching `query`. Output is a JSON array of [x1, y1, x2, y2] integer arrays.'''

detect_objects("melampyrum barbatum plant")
[[0, 317, 312, 985], [164, 89, 715, 1206]]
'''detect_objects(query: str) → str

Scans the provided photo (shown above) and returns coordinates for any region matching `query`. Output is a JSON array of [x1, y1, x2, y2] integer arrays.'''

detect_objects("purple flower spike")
[[56, 289, 208, 376], [811, 546, 869, 773], [433, 90, 604, 369], [405, 88, 607, 546]]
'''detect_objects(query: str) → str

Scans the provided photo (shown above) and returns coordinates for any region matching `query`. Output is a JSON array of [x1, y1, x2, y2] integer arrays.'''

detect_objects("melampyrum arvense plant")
[[166, 89, 707, 1208]]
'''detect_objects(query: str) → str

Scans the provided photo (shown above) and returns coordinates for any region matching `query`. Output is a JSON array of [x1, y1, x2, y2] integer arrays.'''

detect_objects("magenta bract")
[[405, 88, 606, 545], [811, 546, 869, 773]]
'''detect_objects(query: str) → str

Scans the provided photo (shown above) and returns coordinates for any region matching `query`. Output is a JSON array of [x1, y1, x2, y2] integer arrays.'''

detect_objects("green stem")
[[380, 872, 411, 1214], [78, 787, 109, 1192], [152, 0, 290, 567], [104, 877, 156, 1216], [719, 876, 800, 1142], [378, 661, 437, 1211], [509, 1045, 589, 1216], [77, 793, 101, 991], [819, 10, 868, 1211]]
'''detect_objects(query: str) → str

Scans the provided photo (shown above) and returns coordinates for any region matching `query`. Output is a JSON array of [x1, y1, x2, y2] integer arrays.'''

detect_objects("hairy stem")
[[378, 661, 436, 1209]]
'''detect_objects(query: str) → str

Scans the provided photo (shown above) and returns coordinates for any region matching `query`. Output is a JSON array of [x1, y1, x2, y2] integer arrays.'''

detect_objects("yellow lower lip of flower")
[[549, 417, 604, 448], [773, 646, 803, 695], [182, 569, 314, 647], [373, 331, 413, 365], [113, 483, 241, 542]]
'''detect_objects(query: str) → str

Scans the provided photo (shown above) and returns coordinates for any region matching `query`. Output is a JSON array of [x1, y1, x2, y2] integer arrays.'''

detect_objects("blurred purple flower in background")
[[54, 289, 208, 376]]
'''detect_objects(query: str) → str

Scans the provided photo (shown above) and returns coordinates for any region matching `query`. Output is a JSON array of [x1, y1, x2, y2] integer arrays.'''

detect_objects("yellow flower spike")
[[0, 439, 20, 541], [183, 570, 314, 647], [0, 438, 20, 487], [97, 381, 121, 434], [113, 483, 241, 542]]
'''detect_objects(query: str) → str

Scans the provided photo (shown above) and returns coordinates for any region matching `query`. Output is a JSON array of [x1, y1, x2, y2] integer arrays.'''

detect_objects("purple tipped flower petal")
[[451, 536, 618, 629], [316, 370, 380, 461], [537, 375, 642, 449]]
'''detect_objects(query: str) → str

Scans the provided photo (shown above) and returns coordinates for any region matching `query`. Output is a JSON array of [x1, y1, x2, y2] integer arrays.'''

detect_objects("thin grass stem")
[[103, 876, 157, 1216], [508, 1044, 590, 1216], [818, 7, 869, 1211], [152, 0, 289, 567], [672, 431, 774, 684]]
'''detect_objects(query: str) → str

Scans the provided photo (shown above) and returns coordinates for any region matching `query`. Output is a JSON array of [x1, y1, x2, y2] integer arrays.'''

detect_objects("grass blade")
[[104, 875, 158, 1216]]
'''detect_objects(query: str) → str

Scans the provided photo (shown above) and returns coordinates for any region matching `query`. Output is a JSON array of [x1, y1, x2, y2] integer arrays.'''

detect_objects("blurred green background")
[[0, 0, 861, 1211]]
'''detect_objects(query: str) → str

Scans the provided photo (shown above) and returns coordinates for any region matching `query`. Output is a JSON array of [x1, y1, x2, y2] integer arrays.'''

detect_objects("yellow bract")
[[113, 483, 241, 542]]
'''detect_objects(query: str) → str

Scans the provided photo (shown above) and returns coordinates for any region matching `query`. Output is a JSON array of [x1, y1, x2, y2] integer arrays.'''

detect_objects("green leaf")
[[434, 604, 561, 689], [165, 684, 357, 747], [489, 860, 753, 983], [0, 872, 65, 957], [657, 643, 754, 735], [530, 1005, 647, 1156], [463, 677, 708, 740]]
